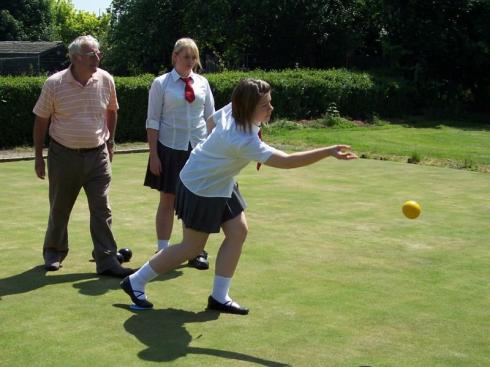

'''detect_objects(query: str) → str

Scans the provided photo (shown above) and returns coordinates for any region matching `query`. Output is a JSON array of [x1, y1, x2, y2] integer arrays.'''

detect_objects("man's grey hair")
[[68, 35, 99, 60]]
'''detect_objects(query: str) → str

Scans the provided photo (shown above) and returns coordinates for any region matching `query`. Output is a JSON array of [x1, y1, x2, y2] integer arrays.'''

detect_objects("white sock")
[[212, 275, 233, 304], [157, 239, 170, 251], [128, 261, 158, 300]]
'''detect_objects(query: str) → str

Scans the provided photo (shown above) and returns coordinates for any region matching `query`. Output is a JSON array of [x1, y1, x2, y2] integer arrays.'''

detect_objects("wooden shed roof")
[[0, 41, 65, 55]]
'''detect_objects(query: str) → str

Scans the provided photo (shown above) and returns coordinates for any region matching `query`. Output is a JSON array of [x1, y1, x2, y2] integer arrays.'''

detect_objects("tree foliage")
[[0, 0, 488, 111], [105, 0, 379, 73], [0, 0, 110, 46], [105, 0, 489, 111], [51, 0, 110, 45], [0, 0, 53, 41], [381, 0, 490, 110], [105, 0, 186, 75]]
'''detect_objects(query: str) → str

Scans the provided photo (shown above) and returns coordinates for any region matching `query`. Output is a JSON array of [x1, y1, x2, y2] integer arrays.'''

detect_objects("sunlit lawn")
[[265, 117, 490, 172], [0, 153, 489, 366]]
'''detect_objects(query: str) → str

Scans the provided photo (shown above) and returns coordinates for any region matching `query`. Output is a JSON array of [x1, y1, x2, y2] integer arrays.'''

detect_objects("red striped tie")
[[181, 77, 195, 103], [257, 128, 262, 171]]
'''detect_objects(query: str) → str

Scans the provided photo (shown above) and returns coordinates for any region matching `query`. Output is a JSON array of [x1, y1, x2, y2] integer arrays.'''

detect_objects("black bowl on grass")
[[118, 248, 133, 262]]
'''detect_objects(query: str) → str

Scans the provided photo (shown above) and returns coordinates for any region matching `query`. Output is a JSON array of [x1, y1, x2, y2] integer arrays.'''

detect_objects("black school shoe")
[[206, 295, 249, 315], [120, 276, 153, 309], [188, 250, 209, 270]]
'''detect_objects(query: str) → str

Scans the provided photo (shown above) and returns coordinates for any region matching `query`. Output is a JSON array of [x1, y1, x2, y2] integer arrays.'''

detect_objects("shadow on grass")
[[0, 265, 96, 300], [73, 268, 184, 296], [114, 304, 290, 366], [0, 265, 183, 299]]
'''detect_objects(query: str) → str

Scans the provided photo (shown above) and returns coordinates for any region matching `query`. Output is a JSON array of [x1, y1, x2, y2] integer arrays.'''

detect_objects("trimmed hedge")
[[0, 69, 414, 148], [113, 74, 154, 142], [0, 76, 46, 149], [207, 69, 415, 120]]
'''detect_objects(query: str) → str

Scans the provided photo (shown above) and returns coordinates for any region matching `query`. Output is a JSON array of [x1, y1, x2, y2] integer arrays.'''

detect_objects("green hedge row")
[[207, 69, 416, 119], [0, 69, 415, 148], [0, 76, 45, 149]]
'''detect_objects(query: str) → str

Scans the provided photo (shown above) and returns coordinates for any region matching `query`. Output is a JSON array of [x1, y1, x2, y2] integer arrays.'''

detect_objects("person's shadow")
[[114, 304, 290, 366], [0, 265, 183, 299], [73, 268, 184, 296], [0, 265, 96, 300]]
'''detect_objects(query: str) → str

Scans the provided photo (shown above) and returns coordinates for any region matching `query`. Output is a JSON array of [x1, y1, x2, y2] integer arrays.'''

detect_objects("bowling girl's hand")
[[149, 154, 162, 176], [328, 145, 358, 160]]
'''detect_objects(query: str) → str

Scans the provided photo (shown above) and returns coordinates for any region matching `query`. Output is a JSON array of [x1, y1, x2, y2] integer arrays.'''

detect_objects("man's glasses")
[[80, 51, 103, 58]]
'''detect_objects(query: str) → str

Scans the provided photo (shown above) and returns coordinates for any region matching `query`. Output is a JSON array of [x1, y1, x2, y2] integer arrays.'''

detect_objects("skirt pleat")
[[175, 179, 246, 233], [144, 142, 192, 193]]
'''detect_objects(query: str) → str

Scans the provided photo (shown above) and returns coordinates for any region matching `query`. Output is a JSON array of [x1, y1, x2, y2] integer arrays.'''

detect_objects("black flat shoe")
[[44, 251, 62, 271], [207, 295, 249, 315], [120, 276, 153, 309], [188, 250, 209, 270], [44, 261, 62, 271], [99, 265, 135, 278]]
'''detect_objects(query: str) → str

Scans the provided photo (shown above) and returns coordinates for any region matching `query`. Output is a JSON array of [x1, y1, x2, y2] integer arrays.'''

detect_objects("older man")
[[33, 35, 133, 277]]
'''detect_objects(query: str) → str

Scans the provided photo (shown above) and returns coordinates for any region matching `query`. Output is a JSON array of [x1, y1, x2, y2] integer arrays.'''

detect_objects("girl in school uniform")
[[122, 78, 357, 314], [144, 38, 215, 269]]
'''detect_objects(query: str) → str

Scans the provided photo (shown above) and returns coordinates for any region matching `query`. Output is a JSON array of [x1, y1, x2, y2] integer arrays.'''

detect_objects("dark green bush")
[[0, 74, 154, 148], [0, 69, 414, 148], [0, 76, 45, 148], [113, 74, 154, 142]]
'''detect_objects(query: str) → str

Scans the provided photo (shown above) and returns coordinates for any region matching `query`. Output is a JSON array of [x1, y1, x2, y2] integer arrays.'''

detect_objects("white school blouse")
[[145, 69, 215, 150], [180, 103, 277, 198]]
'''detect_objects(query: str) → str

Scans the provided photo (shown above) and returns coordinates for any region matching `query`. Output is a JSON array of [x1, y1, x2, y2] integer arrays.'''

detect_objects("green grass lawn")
[[0, 153, 489, 366], [265, 116, 490, 172]]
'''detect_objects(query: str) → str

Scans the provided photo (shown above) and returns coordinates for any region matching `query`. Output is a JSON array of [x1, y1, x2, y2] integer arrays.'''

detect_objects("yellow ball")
[[402, 200, 421, 219]]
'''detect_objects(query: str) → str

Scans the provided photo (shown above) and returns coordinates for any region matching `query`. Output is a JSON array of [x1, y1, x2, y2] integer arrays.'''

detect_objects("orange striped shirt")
[[33, 66, 118, 149]]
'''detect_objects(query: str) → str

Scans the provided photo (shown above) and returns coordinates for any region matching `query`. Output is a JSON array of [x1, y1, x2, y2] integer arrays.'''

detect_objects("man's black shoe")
[[120, 276, 153, 309], [98, 265, 135, 278], [44, 261, 62, 271], [44, 250, 63, 271], [206, 295, 249, 315], [188, 250, 209, 270]]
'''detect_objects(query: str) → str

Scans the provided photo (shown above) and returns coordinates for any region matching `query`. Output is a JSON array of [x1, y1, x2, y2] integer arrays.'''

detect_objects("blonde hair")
[[232, 78, 271, 133], [171, 38, 202, 72]]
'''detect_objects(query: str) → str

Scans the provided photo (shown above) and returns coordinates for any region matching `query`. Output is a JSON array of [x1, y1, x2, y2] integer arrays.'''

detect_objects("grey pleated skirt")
[[175, 178, 247, 233], [144, 142, 192, 194]]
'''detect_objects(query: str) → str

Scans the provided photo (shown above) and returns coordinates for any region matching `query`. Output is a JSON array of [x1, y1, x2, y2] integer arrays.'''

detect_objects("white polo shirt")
[[180, 103, 277, 198], [145, 69, 215, 150]]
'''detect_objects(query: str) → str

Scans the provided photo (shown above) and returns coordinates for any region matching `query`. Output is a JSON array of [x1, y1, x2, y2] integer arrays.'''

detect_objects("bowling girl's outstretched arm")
[[264, 145, 357, 169]]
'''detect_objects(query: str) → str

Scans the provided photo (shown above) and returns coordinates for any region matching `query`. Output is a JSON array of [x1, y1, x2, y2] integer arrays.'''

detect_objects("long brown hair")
[[232, 78, 271, 133]]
